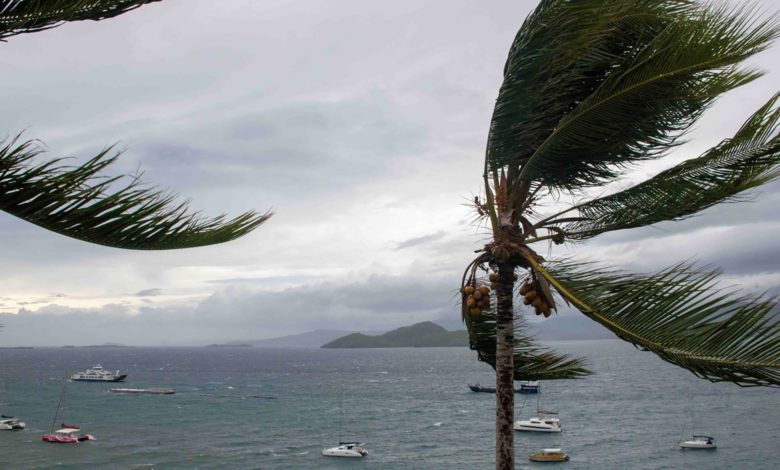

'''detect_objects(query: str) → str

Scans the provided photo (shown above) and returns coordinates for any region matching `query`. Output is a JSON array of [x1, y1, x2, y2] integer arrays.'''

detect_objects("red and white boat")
[[42, 425, 94, 443], [42, 380, 95, 444]]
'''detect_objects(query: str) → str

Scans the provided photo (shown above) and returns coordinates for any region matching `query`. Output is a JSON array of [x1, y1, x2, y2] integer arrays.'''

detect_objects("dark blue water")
[[0, 341, 778, 469]]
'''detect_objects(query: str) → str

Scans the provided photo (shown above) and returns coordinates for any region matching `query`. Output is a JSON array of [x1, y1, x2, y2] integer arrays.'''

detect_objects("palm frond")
[[0, 136, 270, 249], [0, 0, 159, 40], [530, 257, 780, 387], [465, 308, 590, 381], [541, 92, 780, 239], [488, 0, 778, 191]]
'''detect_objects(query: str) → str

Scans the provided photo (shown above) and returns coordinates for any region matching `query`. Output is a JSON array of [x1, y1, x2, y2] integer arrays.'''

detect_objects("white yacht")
[[71, 364, 127, 382], [0, 416, 25, 430], [322, 442, 368, 458], [514, 416, 562, 433], [680, 435, 716, 449]]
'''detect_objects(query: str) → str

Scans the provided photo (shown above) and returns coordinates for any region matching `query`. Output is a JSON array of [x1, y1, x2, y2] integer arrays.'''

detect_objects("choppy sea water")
[[0, 341, 778, 469]]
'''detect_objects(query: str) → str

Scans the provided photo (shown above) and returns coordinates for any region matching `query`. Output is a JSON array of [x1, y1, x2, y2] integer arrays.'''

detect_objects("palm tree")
[[1, 0, 269, 250], [460, 1, 780, 469]]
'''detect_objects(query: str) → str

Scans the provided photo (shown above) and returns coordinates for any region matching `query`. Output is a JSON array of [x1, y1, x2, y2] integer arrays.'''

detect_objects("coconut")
[[531, 297, 545, 310], [488, 272, 499, 282], [479, 286, 490, 295], [466, 297, 476, 307], [524, 290, 537, 302], [519, 283, 531, 295], [469, 307, 482, 317], [464, 285, 475, 295], [473, 290, 483, 300]]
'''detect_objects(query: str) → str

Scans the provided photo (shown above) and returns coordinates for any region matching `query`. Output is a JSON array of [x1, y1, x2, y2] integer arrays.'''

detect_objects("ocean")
[[0, 340, 778, 469]]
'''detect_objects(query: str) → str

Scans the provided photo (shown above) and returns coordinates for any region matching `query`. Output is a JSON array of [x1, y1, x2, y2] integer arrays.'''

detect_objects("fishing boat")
[[71, 364, 127, 382], [680, 435, 717, 449], [41, 379, 94, 444], [529, 448, 569, 462], [109, 387, 175, 395], [322, 442, 368, 458]]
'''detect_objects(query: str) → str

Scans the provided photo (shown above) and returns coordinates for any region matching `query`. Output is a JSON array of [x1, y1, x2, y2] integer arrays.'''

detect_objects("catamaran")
[[41, 380, 94, 444], [0, 385, 25, 430]]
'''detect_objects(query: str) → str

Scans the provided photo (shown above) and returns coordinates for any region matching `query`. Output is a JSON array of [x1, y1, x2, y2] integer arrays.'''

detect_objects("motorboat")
[[529, 448, 569, 462], [680, 435, 716, 449], [322, 442, 368, 458], [0, 415, 25, 430], [109, 387, 175, 395], [42, 426, 95, 443], [71, 364, 127, 382], [514, 416, 561, 433]]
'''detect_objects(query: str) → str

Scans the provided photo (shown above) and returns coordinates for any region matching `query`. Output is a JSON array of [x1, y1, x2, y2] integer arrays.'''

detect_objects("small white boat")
[[0, 385, 25, 430], [322, 442, 368, 458], [514, 416, 561, 433], [680, 435, 716, 449], [529, 448, 569, 462], [0, 416, 26, 430]]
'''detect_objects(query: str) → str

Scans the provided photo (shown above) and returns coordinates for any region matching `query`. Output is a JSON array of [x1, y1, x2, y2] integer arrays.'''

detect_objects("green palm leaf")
[[539, 92, 780, 239], [530, 258, 780, 387], [465, 309, 590, 381], [0, 0, 160, 40], [0, 136, 270, 249], [488, 0, 778, 191]]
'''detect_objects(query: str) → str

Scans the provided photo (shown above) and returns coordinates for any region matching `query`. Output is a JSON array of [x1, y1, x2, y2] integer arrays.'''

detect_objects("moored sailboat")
[[41, 379, 94, 444]]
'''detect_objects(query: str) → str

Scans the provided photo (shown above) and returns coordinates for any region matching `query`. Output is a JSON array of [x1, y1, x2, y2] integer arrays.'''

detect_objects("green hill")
[[321, 321, 467, 348]]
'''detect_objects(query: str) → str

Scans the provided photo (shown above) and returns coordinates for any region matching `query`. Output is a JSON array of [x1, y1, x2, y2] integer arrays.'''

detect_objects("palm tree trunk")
[[494, 260, 515, 470]]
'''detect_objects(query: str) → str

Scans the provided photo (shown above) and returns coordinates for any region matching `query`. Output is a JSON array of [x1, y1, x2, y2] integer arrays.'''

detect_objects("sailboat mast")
[[50, 379, 67, 433]]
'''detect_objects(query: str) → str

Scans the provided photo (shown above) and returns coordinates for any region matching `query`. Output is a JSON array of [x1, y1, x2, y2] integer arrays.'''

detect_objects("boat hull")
[[680, 442, 717, 449], [529, 455, 569, 462], [72, 374, 127, 383], [109, 388, 175, 395], [42, 434, 94, 443], [515, 425, 562, 433]]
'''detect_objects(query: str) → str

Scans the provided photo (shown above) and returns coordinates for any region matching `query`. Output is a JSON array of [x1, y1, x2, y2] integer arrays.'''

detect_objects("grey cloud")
[[395, 231, 447, 250], [134, 288, 162, 297], [0, 272, 462, 347]]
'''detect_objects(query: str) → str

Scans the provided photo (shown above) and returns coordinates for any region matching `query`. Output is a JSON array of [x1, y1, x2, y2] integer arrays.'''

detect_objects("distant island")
[[321, 321, 467, 348], [206, 342, 252, 348]]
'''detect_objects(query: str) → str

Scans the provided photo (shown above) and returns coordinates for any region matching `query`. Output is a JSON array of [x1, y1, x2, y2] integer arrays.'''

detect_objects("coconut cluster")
[[519, 280, 552, 317], [462, 284, 492, 317]]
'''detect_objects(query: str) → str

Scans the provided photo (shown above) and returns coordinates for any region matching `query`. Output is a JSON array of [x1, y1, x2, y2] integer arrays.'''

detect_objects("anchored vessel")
[[0, 415, 25, 430], [680, 435, 717, 449], [322, 442, 368, 458], [42, 381, 94, 444], [529, 448, 569, 462], [468, 380, 539, 394], [71, 364, 127, 382]]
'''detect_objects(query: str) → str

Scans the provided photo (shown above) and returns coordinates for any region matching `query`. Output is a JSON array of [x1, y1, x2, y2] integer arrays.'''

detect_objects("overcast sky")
[[1, 0, 778, 346]]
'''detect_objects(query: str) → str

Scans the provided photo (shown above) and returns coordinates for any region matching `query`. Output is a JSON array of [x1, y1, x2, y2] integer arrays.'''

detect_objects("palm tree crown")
[[462, 1, 780, 469]]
